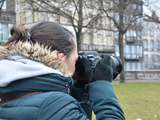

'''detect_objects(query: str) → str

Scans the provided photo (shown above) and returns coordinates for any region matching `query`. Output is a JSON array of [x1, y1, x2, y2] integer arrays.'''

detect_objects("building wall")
[[124, 18, 160, 80], [143, 19, 160, 70], [126, 70, 160, 80], [0, 0, 16, 43], [16, 0, 115, 53], [15, 0, 160, 80]]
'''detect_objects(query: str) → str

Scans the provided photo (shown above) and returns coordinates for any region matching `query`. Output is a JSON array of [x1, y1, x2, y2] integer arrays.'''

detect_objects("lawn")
[[93, 83, 160, 120], [114, 83, 160, 120]]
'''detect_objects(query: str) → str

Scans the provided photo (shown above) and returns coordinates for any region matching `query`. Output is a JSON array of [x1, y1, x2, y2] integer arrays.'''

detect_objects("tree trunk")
[[76, 32, 81, 51], [118, 32, 125, 83], [118, 0, 125, 83], [76, 0, 83, 51]]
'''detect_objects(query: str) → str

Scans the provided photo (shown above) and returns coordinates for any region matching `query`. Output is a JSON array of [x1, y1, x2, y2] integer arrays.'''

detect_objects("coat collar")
[[0, 73, 73, 95], [0, 55, 64, 87]]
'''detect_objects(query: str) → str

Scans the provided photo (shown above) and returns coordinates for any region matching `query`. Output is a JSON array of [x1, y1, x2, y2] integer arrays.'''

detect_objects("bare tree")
[[0, 0, 6, 14], [25, 0, 103, 50], [144, 0, 160, 24], [100, 0, 143, 82], [145, 10, 160, 23]]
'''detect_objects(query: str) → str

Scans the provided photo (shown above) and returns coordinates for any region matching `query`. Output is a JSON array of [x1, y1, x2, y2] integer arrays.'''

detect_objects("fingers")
[[75, 56, 91, 74], [72, 56, 93, 86]]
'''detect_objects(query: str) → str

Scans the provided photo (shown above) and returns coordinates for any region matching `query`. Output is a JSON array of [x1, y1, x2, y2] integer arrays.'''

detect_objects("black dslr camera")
[[73, 51, 123, 119], [79, 51, 122, 80]]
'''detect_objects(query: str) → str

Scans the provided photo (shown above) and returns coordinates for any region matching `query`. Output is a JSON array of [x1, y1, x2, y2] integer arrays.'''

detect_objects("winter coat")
[[0, 74, 125, 120], [0, 41, 125, 120]]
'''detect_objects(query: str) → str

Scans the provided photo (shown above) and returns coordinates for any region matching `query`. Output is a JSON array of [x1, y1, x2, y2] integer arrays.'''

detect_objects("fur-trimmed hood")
[[0, 41, 67, 70], [0, 41, 68, 87]]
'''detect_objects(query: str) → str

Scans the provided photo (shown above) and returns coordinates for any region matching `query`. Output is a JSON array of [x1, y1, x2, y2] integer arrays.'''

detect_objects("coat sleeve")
[[70, 85, 92, 119], [89, 80, 125, 120], [38, 80, 125, 120]]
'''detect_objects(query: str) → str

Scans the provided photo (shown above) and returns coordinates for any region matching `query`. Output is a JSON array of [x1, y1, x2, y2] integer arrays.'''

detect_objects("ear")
[[57, 52, 66, 61]]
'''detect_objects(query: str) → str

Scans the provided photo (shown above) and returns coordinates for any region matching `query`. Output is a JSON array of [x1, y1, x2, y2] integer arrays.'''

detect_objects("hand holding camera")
[[72, 56, 93, 87], [72, 53, 122, 87], [72, 53, 123, 119]]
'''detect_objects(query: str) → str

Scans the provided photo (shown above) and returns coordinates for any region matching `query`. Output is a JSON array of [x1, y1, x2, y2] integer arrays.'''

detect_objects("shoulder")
[[39, 91, 80, 111], [41, 91, 78, 105], [37, 92, 88, 120]]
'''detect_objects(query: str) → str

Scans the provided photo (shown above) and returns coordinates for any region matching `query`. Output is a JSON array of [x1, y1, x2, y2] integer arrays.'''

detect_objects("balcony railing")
[[125, 53, 143, 61], [80, 43, 115, 53], [126, 36, 138, 43]]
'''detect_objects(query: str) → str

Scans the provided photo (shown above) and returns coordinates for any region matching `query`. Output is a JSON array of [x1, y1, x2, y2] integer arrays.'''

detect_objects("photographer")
[[0, 22, 125, 120]]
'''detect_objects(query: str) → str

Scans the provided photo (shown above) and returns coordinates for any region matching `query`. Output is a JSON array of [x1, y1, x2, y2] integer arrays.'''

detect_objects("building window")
[[34, 12, 42, 22], [125, 62, 143, 71], [158, 41, 160, 50], [150, 40, 154, 51], [20, 12, 26, 24], [82, 32, 91, 44], [25, 11, 32, 24], [143, 40, 148, 50], [125, 45, 143, 60], [0, 23, 9, 43], [96, 32, 104, 45], [1, 0, 6, 10], [115, 44, 119, 56]]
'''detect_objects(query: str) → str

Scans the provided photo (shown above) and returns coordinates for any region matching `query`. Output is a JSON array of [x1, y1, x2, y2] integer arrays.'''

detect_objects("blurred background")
[[0, 0, 160, 119]]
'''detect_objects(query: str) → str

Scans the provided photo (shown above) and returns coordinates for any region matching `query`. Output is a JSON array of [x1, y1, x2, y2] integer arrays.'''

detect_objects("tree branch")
[[0, 0, 5, 11], [28, 0, 72, 19], [84, 12, 102, 27]]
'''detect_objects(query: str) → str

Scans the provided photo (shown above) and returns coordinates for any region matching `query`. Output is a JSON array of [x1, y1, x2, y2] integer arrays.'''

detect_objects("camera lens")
[[79, 51, 122, 80], [110, 56, 123, 79]]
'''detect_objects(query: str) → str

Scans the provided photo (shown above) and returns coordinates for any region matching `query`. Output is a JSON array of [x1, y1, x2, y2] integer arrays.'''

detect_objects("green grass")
[[113, 83, 160, 120]]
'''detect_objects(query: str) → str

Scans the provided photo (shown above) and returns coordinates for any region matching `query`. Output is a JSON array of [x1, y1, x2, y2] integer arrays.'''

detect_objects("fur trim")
[[0, 41, 68, 75]]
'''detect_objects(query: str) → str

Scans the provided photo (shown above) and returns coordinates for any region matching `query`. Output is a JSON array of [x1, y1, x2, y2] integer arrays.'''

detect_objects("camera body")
[[76, 51, 123, 119], [79, 51, 122, 80]]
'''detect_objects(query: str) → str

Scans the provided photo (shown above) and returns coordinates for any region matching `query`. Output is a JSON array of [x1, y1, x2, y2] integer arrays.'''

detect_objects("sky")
[[144, 0, 160, 16]]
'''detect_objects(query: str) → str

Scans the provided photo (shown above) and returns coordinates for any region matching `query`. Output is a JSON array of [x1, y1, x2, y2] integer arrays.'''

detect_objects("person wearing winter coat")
[[0, 21, 125, 120]]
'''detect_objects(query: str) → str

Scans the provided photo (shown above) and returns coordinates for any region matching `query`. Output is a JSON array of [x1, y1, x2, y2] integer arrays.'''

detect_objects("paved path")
[[113, 80, 160, 84]]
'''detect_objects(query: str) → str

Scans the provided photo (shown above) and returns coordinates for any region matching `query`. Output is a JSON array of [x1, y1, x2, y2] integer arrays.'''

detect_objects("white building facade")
[[0, 0, 16, 44], [16, 0, 115, 54], [3, 0, 160, 80], [143, 19, 160, 70]]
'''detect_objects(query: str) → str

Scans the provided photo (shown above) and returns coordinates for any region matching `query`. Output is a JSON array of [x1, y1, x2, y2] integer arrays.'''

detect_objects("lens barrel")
[[110, 56, 122, 79], [79, 53, 122, 80]]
